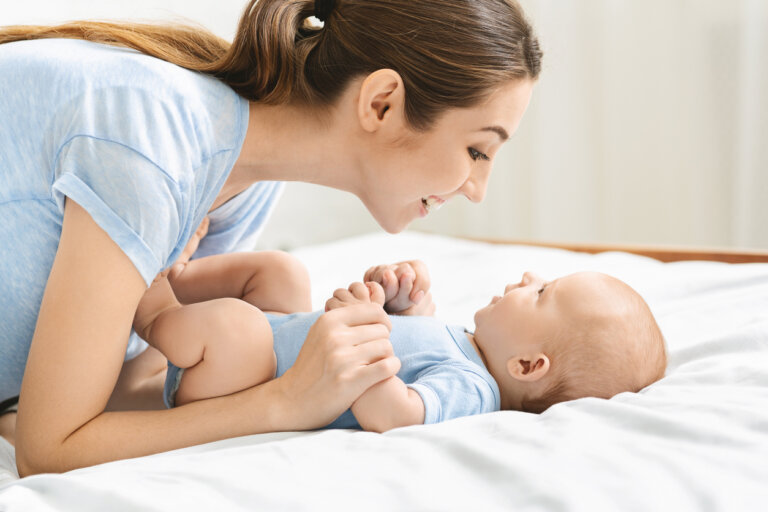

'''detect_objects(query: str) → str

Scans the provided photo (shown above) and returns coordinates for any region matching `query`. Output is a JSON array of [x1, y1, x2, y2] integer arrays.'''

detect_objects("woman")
[[0, 0, 541, 475]]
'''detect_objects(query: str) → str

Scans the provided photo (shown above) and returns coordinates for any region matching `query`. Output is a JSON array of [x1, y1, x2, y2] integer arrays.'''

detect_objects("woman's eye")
[[468, 148, 489, 161]]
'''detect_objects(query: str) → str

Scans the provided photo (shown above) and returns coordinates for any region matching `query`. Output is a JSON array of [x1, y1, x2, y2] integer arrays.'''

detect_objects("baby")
[[134, 252, 667, 431]]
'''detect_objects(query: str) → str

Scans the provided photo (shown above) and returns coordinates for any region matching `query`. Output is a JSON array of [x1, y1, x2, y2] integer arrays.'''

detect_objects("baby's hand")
[[325, 282, 386, 312], [177, 216, 210, 266], [162, 216, 210, 283], [363, 260, 434, 315]]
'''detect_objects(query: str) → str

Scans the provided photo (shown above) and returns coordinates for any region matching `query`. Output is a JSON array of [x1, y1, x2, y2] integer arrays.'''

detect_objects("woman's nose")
[[458, 169, 491, 204]]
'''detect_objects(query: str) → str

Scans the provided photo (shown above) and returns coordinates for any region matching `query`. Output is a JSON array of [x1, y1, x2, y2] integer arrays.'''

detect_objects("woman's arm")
[[15, 198, 398, 476]]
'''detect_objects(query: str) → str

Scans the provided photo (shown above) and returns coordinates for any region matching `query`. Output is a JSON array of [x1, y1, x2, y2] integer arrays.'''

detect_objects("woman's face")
[[358, 79, 535, 233]]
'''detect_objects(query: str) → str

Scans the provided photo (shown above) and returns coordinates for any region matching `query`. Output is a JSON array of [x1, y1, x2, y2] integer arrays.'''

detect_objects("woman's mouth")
[[421, 196, 445, 214]]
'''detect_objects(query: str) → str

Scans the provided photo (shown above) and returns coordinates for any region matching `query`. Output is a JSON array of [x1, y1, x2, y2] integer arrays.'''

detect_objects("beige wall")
[[6, 1, 766, 250]]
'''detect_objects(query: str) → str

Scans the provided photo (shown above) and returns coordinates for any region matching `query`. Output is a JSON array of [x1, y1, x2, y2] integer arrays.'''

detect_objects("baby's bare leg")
[[168, 251, 311, 314], [149, 298, 276, 406]]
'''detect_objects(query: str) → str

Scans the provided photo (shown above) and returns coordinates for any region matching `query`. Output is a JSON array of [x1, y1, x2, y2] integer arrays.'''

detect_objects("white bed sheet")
[[1, 232, 767, 511]]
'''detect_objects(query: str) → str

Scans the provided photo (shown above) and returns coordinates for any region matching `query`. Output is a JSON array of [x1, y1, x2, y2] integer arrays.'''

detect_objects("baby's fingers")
[[365, 266, 399, 301], [386, 272, 415, 312], [196, 216, 210, 238], [406, 260, 431, 303]]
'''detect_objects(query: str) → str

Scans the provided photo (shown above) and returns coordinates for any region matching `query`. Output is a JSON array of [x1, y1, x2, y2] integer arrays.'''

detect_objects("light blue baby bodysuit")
[[164, 312, 501, 427]]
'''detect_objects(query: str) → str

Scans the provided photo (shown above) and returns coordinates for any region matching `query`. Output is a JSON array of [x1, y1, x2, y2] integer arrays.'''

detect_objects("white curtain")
[[3, 1, 766, 249], [409, 0, 768, 249]]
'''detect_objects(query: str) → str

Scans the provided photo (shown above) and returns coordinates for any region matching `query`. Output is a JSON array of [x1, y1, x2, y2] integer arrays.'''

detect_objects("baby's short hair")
[[521, 274, 667, 413]]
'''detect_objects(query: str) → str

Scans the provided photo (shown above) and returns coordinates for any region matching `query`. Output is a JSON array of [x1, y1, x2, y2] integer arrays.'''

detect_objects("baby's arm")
[[351, 377, 425, 432], [325, 281, 425, 432]]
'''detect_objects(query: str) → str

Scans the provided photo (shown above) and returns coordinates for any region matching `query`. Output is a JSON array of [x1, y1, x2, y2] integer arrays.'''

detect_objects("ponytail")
[[209, 0, 322, 103], [1, 0, 542, 131]]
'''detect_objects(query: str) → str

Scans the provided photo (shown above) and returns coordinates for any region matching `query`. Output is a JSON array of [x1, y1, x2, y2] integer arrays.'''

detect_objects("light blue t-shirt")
[[267, 312, 500, 428], [0, 39, 284, 403]]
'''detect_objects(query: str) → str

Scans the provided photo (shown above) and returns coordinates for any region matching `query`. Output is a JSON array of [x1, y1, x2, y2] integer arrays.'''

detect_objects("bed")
[[1, 231, 767, 511]]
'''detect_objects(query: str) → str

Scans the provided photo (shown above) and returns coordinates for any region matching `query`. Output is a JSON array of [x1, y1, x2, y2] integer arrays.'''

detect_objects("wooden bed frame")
[[467, 238, 768, 264]]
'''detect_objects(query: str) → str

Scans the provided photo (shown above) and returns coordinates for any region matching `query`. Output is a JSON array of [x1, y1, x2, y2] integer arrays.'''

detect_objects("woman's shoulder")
[[3, 39, 248, 180], [2, 38, 225, 97]]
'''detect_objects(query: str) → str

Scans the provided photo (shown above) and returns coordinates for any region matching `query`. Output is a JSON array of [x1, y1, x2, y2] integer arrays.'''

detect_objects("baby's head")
[[473, 271, 666, 413]]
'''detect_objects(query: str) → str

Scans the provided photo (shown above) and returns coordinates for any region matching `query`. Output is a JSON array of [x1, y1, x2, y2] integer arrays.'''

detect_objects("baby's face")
[[473, 271, 629, 376]]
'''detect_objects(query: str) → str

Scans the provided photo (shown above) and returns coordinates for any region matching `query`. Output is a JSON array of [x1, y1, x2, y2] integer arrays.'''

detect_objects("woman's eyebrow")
[[480, 126, 510, 142]]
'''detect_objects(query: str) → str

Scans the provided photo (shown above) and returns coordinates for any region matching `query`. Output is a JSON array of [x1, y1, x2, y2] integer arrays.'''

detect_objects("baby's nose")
[[521, 271, 544, 287], [504, 282, 517, 294]]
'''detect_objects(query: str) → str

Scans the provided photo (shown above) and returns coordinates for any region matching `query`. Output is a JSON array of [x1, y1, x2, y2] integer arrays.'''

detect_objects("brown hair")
[[0, 0, 542, 131], [521, 279, 668, 414]]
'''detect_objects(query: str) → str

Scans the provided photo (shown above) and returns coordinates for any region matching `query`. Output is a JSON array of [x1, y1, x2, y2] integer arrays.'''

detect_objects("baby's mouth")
[[421, 196, 445, 213]]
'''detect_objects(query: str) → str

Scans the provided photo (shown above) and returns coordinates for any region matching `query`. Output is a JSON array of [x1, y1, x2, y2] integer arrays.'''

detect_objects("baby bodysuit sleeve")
[[52, 136, 185, 286], [407, 362, 501, 424]]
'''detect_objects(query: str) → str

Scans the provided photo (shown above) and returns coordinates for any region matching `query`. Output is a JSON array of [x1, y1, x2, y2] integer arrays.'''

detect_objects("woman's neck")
[[215, 100, 363, 209]]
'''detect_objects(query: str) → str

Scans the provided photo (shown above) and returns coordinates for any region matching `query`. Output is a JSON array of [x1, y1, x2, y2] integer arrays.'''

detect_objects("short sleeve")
[[52, 136, 185, 286], [193, 181, 284, 257], [407, 362, 500, 424]]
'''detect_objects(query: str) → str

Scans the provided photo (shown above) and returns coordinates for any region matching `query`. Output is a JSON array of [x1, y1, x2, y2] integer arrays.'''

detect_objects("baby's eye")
[[537, 284, 547, 296], [468, 147, 489, 161]]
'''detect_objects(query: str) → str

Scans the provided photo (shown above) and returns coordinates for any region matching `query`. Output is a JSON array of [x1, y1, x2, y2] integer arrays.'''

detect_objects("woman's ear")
[[506, 353, 550, 382], [357, 69, 405, 133]]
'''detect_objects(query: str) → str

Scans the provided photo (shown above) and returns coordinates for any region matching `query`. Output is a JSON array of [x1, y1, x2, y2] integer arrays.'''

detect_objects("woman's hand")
[[325, 281, 386, 311], [363, 260, 435, 316], [274, 303, 401, 430]]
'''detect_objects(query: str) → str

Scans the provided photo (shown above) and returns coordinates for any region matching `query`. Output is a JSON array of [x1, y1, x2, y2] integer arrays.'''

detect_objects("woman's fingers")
[[353, 356, 402, 393], [324, 297, 341, 311], [350, 337, 395, 362], [278, 303, 396, 428], [320, 302, 392, 331], [343, 324, 392, 346], [348, 281, 370, 301], [325, 282, 387, 311], [366, 281, 386, 306], [332, 287, 354, 302]]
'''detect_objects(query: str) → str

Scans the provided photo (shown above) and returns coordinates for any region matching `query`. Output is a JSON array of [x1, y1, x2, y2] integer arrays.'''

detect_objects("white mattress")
[[2, 232, 767, 511]]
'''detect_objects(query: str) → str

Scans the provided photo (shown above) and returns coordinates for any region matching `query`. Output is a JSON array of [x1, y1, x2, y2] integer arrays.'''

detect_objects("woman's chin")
[[363, 199, 418, 234], [380, 218, 409, 234]]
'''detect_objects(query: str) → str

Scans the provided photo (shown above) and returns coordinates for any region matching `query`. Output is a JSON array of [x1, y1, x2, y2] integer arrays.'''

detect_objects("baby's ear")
[[506, 353, 550, 382]]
